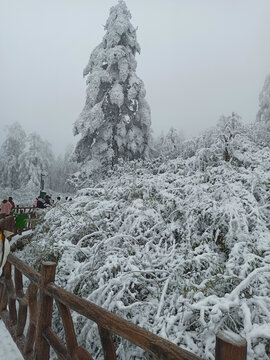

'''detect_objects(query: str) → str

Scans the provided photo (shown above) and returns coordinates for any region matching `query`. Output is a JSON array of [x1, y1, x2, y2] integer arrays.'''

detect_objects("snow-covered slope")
[[15, 137, 270, 359], [0, 322, 23, 360]]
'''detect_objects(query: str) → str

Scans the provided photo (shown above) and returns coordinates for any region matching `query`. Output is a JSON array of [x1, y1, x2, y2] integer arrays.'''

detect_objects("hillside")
[[15, 131, 270, 360]]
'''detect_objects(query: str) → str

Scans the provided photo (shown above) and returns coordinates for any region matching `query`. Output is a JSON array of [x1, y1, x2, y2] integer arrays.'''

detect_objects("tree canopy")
[[73, 0, 151, 173]]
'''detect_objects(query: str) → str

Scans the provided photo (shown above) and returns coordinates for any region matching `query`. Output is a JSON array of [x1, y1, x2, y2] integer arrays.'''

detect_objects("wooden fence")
[[0, 250, 247, 360], [0, 213, 247, 360], [0, 208, 36, 237], [14, 206, 36, 214]]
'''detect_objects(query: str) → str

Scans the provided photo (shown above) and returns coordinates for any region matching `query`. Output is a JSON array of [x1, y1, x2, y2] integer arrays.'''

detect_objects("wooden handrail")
[[14, 206, 36, 212], [45, 281, 200, 360], [215, 332, 247, 360], [0, 251, 247, 360], [8, 253, 41, 285], [0, 207, 37, 236], [0, 215, 16, 233]]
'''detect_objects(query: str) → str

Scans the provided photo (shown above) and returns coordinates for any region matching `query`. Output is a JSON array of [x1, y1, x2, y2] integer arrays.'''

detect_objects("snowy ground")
[[0, 321, 23, 359]]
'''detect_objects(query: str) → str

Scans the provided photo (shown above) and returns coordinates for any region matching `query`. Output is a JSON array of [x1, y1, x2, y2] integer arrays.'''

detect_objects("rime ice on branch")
[[73, 0, 151, 170]]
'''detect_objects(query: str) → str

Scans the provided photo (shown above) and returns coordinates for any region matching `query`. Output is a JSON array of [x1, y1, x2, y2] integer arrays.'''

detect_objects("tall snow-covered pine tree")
[[0, 123, 26, 189], [19, 133, 54, 189], [254, 74, 270, 145], [73, 0, 151, 171], [256, 74, 270, 123]]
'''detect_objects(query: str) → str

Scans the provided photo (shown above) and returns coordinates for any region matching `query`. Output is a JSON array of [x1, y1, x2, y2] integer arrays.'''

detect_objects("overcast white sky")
[[1, 0, 270, 154]]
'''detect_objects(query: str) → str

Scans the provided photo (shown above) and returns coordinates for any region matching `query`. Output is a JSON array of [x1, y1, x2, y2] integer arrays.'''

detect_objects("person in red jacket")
[[8, 197, 15, 210]]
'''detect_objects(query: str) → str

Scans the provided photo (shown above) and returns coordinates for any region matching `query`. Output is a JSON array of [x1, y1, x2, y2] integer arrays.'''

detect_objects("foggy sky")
[[1, 0, 270, 154]]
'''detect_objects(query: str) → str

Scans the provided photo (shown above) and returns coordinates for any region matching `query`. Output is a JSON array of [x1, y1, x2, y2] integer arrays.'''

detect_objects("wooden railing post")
[[14, 268, 27, 337], [34, 262, 56, 360], [215, 332, 247, 360], [98, 326, 117, 360], [4, 261, 17, 324], [0, 231, 8, 312], [24, 283, 38, 355]]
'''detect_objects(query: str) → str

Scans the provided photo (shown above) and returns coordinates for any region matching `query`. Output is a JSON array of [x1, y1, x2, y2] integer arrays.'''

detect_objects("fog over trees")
[[1, 72, 269, 193], [0, 123, 77, 193]]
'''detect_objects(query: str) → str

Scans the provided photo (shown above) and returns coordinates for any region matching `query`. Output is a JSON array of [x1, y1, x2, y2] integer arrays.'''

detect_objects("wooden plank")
[[73, 347, 94, 360], [24, 323, 36, 356], [16, 297, 28, 337], [0, 280, 8, 312], [5, 277, 16, 300], [43, 326, 72, 360], [4, 262, 17, 324], [98, 326, 117, 360], [7, 253, 41, 285], [14, 267, 28, 336], [46, 283, 202, 360], [0, 215, 16, 233], [215, 332, 247, 360], [35, 262, 56, 360], [24, 283, 38, 354], [56, 300, 78, 356], [14, 268, 24, 297]]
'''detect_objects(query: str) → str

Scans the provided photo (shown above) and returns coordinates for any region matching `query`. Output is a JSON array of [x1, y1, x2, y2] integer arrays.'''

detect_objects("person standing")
[[0, 197, 12, 219], [33, 197, 38, 208], [55, 196, 61, 204], [8, 197, 15, 210], [36, 197, 45, 209], [44, 195, 52, 206]]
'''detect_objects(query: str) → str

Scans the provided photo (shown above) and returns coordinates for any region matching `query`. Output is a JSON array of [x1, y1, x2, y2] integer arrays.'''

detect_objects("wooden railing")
[[0, 209, 248, 359], [0, 208, 36, 236], [15, 206, 36, 214], [0, 215, 16, 234], [0, 248, 247, 360]]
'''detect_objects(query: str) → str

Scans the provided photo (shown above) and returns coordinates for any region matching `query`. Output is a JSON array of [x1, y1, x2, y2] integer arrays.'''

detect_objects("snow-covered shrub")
[[17, 128, 270, 360], [215, 112, 243, 162]]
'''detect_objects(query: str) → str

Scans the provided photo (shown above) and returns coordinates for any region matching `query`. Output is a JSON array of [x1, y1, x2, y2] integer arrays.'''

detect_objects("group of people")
[[34, 194, 53, 208], [0, 196, 15, 219], [1, 194, 73, 215], [33, 195, 72, 209]]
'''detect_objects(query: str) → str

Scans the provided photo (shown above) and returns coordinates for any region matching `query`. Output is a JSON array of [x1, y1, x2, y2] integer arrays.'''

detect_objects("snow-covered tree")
[[0, 123, 26, 189], [256, 74, 270, 123], [253, 74, 270, 146], [49, 145, 78, 192], [217, 112, 242, 161], [73, 0, 151, 172], [19, 133, 54, 189], [155, 127, 184, 159], [180, 113, 244, 167]]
